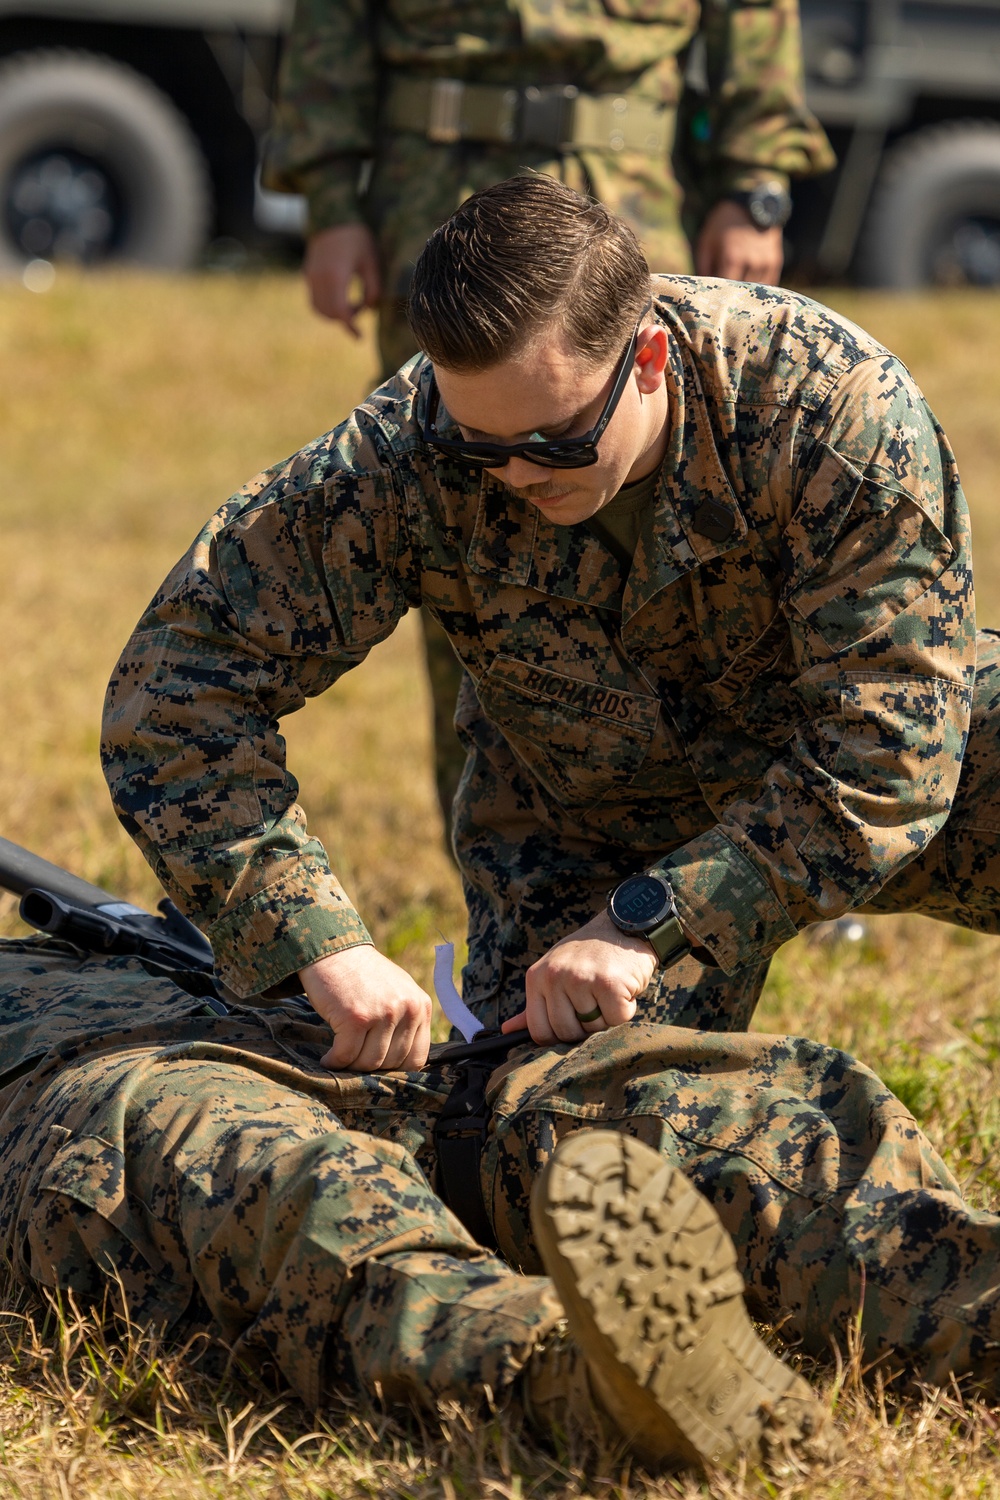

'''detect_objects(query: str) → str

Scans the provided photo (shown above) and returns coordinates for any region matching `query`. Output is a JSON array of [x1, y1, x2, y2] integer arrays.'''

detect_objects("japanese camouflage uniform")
[[4, 938, 1000, 1413], [102, 277, 993, 1030], [262, 0, 835, 376]]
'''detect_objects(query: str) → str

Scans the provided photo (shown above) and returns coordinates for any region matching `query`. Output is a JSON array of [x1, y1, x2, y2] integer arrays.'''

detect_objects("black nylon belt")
[[385, 77, 671, 155], [431, 1028, 530, 1249]]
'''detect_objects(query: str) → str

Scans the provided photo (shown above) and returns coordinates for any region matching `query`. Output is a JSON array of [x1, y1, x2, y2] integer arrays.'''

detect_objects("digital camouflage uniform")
[[263, 0, 837, 829], [102, 277, 992, 1034], [4, 938, 1000, 1412], [262, 0, 835, 376], [263, 1, 835, 823]]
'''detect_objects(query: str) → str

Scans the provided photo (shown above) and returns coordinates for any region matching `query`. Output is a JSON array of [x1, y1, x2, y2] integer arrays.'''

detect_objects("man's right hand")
[[304, 223, 382, 334], [299, 946, 432, 1071]]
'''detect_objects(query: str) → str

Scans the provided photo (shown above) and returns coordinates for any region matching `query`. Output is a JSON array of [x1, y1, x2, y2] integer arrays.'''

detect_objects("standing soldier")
[[262, 0, 836, 833]]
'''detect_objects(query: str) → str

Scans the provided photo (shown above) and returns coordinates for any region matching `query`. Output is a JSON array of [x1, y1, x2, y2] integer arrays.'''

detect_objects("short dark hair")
[[407, 175, 650, 372]]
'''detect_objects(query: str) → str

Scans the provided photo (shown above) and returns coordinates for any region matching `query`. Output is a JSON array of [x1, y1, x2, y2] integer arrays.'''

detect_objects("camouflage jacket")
[[102, 278, 975, 1003], [262, 0, 834, 237]]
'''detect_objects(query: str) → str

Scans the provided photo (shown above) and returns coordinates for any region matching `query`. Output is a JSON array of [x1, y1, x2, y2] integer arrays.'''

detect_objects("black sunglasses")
[[421, 311, 649, 470]]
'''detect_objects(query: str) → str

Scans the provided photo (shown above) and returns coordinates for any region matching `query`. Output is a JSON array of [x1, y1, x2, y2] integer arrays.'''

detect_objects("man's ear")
[[634, 326, 668, 394]]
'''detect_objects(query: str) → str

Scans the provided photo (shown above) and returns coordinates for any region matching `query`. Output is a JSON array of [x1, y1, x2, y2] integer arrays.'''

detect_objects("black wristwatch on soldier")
[[722, 181, 792, 231], [607, 873, 691, 967]]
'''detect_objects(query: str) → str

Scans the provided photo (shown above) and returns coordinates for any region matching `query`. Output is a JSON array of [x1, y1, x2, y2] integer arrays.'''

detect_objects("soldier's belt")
[[385, 77, 669, 155]]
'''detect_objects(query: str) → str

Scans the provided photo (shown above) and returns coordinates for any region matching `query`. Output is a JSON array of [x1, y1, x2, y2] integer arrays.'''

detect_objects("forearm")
[[261, 0, 378, 226], [102, 609, 373, 996], [697, 0, 834, 200], [102, 437, 411, 997]]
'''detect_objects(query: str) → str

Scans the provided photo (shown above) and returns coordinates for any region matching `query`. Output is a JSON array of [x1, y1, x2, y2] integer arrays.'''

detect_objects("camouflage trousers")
[[1, 941, 999, 1415]]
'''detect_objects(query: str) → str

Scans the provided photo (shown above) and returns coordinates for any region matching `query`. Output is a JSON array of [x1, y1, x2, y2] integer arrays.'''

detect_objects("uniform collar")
[[464, 323, 745, 614]]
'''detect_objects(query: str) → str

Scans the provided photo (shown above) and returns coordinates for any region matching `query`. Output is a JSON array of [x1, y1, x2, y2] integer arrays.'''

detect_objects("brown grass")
[[2, 270, 1000, 1496]]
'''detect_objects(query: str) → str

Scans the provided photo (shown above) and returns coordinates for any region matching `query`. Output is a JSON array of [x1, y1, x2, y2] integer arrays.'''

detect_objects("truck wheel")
[[861, 121, 1000, 288], [0, 50, 211, 271]]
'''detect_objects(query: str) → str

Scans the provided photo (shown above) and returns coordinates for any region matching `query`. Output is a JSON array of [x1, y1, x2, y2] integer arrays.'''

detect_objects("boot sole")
[[530, 1128, 819, 1470]]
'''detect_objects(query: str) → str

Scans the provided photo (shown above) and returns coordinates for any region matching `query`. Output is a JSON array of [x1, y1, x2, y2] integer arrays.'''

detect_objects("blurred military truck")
[[0, 0, 999, 286], [0, 0, 299, 271], [795, 0, 1000, 285]]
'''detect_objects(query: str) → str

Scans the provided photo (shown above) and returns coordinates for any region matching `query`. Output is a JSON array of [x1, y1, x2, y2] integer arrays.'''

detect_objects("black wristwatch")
[[607, 873, 691, 967], [722, 182, 792, 231]]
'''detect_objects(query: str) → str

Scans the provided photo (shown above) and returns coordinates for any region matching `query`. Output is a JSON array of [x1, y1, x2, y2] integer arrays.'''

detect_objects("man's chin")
[[500, 480, 606, 525]]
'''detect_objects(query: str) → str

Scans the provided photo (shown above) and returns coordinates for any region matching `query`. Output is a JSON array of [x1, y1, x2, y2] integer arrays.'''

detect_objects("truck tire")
[[860, 121, 1000, 289], [0, 49, 211, 271]]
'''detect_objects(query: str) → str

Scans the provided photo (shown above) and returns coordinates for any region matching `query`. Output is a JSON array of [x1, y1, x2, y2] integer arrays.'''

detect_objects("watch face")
[[610, 874, 672, 931], [748, 185, 791, 230]]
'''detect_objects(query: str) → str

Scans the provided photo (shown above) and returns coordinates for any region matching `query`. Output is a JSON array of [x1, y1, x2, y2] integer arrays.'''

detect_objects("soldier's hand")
[[299, 946, 432, 1071], [501, 910, 657, 1045], [695, 201, 784, 285], [304, 224, 382, 335]]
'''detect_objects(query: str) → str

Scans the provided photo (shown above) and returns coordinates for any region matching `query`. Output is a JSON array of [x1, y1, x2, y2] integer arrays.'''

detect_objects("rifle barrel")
[[0, 836, 123, 911]]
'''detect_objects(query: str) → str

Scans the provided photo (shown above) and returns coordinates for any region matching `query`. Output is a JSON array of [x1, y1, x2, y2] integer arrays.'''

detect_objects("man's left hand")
[[695, 200, 784, 284], [501, 910, 657, 1045]]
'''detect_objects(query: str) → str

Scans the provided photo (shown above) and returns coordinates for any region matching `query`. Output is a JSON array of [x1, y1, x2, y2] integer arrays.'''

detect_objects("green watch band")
[[644, 911, 691, 966], [607, 873, 692, 968]]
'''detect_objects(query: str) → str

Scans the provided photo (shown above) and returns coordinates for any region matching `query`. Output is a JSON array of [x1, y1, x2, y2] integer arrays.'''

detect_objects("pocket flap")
[[40, 1132, 129, 1228]]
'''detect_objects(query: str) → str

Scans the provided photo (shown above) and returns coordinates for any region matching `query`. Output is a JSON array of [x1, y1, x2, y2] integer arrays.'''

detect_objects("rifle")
[[0, 835, 214, 974]]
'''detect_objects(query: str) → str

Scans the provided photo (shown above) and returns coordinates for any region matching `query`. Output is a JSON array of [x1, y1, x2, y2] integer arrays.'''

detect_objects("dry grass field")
[[2, 271, 1000, 1497]]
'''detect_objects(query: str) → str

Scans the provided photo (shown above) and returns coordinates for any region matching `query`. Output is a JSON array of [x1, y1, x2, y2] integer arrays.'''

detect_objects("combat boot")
[[522, 1128, 833, 1471]]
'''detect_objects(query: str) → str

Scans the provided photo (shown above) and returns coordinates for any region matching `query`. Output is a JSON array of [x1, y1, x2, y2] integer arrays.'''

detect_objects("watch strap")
[[720, 183, 791, 230], [645, 913, 690, 966]]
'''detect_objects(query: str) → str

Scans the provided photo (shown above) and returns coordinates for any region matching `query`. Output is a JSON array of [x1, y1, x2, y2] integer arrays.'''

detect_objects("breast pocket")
[[476, 655, 660, 811], [701, 616, 802, 748]]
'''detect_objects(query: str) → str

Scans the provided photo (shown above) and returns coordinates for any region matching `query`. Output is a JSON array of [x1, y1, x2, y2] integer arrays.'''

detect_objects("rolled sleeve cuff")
[[207, 865, 373, 998], [650, 827, 797, 974], [305, 171, 368, 235]]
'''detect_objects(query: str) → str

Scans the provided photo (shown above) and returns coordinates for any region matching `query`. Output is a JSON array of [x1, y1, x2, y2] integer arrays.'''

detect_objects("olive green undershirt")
[[585, 465, 659, 572]]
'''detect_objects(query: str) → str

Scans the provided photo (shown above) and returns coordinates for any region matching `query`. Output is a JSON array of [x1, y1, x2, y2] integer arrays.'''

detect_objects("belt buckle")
[[519, 84, 578, 150], [428, 78, 464, 144]]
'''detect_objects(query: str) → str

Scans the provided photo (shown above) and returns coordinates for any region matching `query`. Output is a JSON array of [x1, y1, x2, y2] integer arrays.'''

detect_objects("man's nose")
[[488, 455, 553, 488]]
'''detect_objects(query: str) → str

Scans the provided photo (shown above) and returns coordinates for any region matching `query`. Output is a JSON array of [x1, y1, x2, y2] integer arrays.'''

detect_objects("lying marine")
[[3, 931, 1000, 1470], [4, 172, 984, 1465]]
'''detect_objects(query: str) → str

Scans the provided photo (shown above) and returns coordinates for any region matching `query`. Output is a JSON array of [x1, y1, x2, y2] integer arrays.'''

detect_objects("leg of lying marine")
[[0, 1044, 562, 1412], [0, 940, 563, 1414], [0, 944, 830, 1468], [482, 1024, 1000, 1390]]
